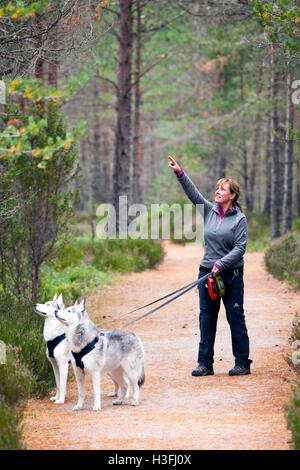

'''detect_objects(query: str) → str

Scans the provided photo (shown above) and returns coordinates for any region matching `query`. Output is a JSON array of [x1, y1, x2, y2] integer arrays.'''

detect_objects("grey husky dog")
[[35, 294, 129, 403], [34, 293, 76, 404], [55, 299, 145, 411]]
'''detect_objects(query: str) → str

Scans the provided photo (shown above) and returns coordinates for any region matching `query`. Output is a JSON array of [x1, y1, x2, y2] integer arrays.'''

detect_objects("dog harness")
[[72, 335, 101, 371], [47, 333, 66, 358]]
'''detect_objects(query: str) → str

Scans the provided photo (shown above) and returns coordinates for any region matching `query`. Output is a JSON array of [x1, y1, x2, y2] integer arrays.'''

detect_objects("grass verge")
[[0, 296, 54, 449], [264, 232, 300, 290], [285, 312, 300, 450], [0, 236, 164, 448]]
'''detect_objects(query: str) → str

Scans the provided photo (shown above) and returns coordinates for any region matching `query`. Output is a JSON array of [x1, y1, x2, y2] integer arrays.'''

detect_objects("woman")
[[168, 155, 252, 376]]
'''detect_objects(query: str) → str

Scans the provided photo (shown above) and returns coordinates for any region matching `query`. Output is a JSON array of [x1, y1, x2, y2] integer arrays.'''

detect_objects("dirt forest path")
[[23, 241, 299, 450]]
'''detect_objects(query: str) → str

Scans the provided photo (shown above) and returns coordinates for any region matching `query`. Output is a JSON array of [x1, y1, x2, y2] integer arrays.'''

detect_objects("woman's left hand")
[[212, 265, 220, 275]]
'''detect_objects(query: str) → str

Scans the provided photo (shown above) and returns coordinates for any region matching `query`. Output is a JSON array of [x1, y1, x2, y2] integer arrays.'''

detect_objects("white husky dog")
[[35, 294, 127, 403], [34, 294, 75, 404], [55, 299, 145, 411]]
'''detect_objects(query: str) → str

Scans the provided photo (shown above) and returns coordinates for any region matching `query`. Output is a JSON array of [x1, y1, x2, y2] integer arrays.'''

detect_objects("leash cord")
[[96, 271, 211, 330], [97, 278, 202, 328]]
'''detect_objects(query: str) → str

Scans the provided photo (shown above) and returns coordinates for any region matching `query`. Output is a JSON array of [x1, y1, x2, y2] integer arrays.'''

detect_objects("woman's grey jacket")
[[176, 171, 248, 271]]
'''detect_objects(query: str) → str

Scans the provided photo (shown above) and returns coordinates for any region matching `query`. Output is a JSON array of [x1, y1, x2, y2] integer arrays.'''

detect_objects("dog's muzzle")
[[55, 310, 66, 322], [34, 305, 47, 316]]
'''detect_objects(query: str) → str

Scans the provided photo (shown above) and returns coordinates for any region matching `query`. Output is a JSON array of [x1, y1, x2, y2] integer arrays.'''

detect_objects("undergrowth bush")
[[0, 296, 54, 398], [0, 346, 35, 449], [285, 311, 300, 450], [40, 263, 112, 304], [265, 230, 300, 449], [0, 296, 55, 449], [264, 232, 300, 290], [41, 236, 164, 303], [0, 346, 36, 407], [286, 380, 300, 450], [246, 212, 271, 252], [290, 312, 300, 344], [0, 401, 23, 450], [92, 238, 163, 272]]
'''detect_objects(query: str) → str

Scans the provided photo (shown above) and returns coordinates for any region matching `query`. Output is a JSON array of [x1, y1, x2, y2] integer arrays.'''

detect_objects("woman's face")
[[215, 182, 235, 205]]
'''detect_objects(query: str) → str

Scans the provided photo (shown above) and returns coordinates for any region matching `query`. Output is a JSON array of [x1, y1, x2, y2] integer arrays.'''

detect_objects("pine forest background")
[[0, 0, 300, 302], [1, 0, 300, 450]]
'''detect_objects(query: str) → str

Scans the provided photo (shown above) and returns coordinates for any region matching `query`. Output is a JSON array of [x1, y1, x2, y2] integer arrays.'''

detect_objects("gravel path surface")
[[23, 241, 298, 450]]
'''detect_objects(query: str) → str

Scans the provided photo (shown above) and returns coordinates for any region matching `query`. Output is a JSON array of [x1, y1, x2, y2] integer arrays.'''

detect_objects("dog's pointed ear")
[[78, 298, 86, 312], [74, 299, 78, 308], [53, 293, 58, 301], [57, 293, 64, 308]]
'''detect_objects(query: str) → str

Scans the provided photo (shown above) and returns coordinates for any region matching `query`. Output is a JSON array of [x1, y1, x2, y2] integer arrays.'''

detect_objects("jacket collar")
[[212, 203, 237, 216]]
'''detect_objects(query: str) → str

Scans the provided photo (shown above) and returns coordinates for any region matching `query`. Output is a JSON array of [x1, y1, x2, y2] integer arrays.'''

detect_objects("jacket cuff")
[[214, 263, 221, 271], [175, 169, 184, 178]]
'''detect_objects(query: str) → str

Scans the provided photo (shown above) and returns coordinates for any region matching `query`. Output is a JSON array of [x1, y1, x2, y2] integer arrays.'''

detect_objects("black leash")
[[119, 271, 212, 329], [69, 273, 212, 371], [96, 276, 205, 329], [96, 272, 211, 330]]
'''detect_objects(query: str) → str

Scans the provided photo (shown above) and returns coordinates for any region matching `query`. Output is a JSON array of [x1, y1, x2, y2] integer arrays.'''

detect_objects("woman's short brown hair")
[[216, 178, 243, 212]]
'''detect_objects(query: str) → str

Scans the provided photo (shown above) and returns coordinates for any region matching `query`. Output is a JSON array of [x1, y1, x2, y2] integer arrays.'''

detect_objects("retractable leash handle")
[[207, 274, 218, 300], [207, 273, 226, 300], [214, 275, 225, 297]]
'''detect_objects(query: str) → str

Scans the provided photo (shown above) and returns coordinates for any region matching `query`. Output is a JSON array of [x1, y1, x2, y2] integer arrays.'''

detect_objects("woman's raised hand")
[[168, 155, 181, 174]]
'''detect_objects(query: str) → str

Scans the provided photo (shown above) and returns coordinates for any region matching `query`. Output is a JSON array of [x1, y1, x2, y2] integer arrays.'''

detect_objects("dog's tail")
[[138, 365, 145, 388]]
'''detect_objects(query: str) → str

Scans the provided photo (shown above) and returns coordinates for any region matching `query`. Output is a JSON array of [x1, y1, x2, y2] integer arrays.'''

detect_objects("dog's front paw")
[[50, 396, 58, 402], [93, 405, 101, 411], [113, 398, 123, 405], [107, 392, 118, 397], [131, 400, 139, 406], [73, 403, 84, 411], [54, 398, 65, 404]]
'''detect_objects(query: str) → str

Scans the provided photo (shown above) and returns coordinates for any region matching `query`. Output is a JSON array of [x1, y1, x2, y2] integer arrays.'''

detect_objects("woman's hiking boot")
[[228, 365, 251, 376], [191, 365, 214, 376]]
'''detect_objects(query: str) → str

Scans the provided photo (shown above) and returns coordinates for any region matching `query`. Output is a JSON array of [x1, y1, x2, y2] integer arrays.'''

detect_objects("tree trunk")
[[270, 46, 281, 239], [212, 70, 227, 182], [242, 135, 249, 208], [102, 81, 112, 203], [282, 71, 294, 234], [248, 113, 261, 212], [34, 15, 45, 114], [132, 0, 142, 204], [91, 78, 103, 204], [263, 117, 272, 217], [296, 156, 300, 218], [215, 138, 226, 180], [248, 63, 264, 212], [80, 138, 91, 211], [239, 57, 250, 209], [113, 0, 133, 232], [47, 27, 58, 89]]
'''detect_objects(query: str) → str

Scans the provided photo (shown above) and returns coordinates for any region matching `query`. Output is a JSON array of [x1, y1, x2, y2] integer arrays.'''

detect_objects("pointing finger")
[[168, 155, 176, 163]]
